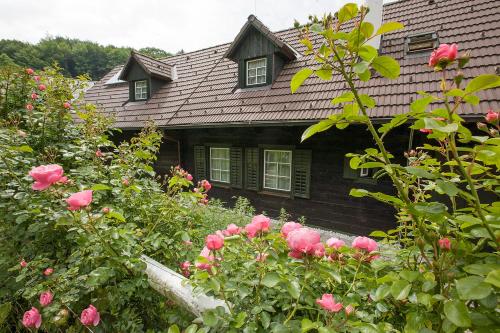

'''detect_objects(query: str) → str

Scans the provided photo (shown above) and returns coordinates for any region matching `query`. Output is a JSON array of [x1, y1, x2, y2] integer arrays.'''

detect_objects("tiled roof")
[[85, 0, 500, 129], [119, 51, 173, 81]]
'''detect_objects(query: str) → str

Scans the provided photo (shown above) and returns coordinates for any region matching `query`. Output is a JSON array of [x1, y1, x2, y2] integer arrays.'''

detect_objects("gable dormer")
[[119, 51, 174, 101], [225, 15, 297, 89]]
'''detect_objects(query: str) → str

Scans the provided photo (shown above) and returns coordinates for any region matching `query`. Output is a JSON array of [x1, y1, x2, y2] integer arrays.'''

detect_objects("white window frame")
[[210, 147, 230, 183], [359, 168, 370, 177], [263, 149, 292, 192], [134, 80, 148, 100], [246, 58, 267, 86]]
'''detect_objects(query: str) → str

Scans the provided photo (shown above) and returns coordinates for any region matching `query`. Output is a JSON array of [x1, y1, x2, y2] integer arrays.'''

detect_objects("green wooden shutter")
[[343, 155, 358, 179], [266, 54, 273, 85], [238, 59, 246, 88], [293, 150, 312, 199], [194, 146, 207, 180], [245, 148, 260, 191], [129, 82, 135, 101], [230, 147, 243, 188]]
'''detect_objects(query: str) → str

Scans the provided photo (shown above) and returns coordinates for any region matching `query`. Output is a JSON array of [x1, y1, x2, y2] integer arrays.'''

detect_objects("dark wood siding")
[[178, 125, 414, 235], [232, 26, 279, 60]]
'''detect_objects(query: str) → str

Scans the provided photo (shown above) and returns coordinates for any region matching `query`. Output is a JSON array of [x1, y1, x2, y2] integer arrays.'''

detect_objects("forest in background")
[[0, 36, 175, 80]]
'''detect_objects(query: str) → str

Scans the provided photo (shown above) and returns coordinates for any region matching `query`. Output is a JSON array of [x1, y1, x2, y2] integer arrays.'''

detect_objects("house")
[[84, 0, 500, 235]]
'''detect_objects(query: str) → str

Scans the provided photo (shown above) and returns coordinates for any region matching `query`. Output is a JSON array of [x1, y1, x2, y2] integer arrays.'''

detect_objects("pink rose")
[[281, 222, 302, 238], [80, 304, 100, 326], [205, 234, 224, 250], [43, 268, 53, 276], [29, 164, 65, 191], [485, 109, 499, 123], [66, 190, 93, 211], [186, 174, 193, 181], [223, 223, 240, 236], [39, 291, 53, 307], [101, 207, 110, 214], [286, 228, 321, 256], [195, 247, 215, 271], [326, 237, 345, 249], [316, 294, 343, 312], [38, 84, 46, 91], [245, 214, 271, 238], [352, 236, 378, 253], [63, 102, 71, 109], [22, 307, 42, 328], [419, 128, 432, 134], [428, 43, 458, 67], [201, 180, 212, 191], [20, 259, 27, 268], [95, 149, 103, 157], [26, 104, 34, 111], [312, 242, 325, 257], [438, 237, 451, 250], [180, 261, 191, 271], [34, 75, 40, 82], [122, 178, 130, 186], [25, 68, 34, 75], [31, 93, 38, 100], [288, 250, 303, 259]]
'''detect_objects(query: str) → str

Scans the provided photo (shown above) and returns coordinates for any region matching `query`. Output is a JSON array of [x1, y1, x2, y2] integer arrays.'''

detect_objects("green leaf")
[[287, 280, 301, 299], [185, 324, 198, 333], [375, 22, 404, 35], [91, 184, 112, 191], [10, 145, 33, 153], [410, 96, 433, 112], [484, 269, 500, 288], [291, 68, 314, 93], [360, 22, 374, 38], [359, 94, 376, 108], [359, 45, 378, 62], [315, 68, 332, 81], [414, 202, 447, 215], [373, 284, 391, 301], [168, 325, 180, 333], [0, 302, 12, 325], [233, 312, 247, 328], [331, 92, 354, 104], [372, 56, 400, 79], [390, 280, 411, 300], [445, 88, 465, 97], [261, 272, 280, 288], [301, 318, 318, 332], [107, 211, 126, 222], [456, 276, 492, 300], [436, 179, 459, 197], [202, 310, 218, 327], [301, 118, 336, 142], [465, 74, 500, 93], [337, 3, 358, 24], [405, 166, 436, 179], [464, 264, 500, 277], [444, 300, 471, 327], [353, 61, 369, 74]]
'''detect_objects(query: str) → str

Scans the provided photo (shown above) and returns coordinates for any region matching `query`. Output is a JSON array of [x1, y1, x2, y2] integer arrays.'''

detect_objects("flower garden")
[[1, 4, 499, 333]]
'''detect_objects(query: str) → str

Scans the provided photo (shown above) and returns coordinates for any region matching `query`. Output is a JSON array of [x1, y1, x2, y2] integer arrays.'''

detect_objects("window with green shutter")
[[245, 148, 260, 190], [230, 147, 243, 188], [343, 155, 378, 184], [293, 150, 312, 199], [194, 146, 207, 180]]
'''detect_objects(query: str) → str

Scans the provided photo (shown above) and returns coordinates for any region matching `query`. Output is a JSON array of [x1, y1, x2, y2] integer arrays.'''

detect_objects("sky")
[[0, 0, 396, 53]]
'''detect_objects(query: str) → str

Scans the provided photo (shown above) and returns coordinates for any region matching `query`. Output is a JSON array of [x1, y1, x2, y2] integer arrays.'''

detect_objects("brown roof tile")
[[85, 0, 500, 128]]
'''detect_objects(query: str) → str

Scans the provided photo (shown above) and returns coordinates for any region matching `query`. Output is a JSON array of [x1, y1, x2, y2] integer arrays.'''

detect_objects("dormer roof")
[[119, 51, 174, 81], [224, 14, 298, 62]]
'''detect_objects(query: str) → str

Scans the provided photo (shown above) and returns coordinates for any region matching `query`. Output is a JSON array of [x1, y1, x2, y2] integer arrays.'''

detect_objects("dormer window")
[[134, 80, 148, 100], [246, 58, 267, 86], [406, 32, 438, 55]]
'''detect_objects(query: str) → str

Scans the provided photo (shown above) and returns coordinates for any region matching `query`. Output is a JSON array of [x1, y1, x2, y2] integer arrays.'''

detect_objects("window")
[[263, 150, 292, 192], [359, 168, 370, 177], [246, 58, 267, 86], [406, 32, 438, 54], [134, 80, 148, 100], [210, 147, 230, 183]]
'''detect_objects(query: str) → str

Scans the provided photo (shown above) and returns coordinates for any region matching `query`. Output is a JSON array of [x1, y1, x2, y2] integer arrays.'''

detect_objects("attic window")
[[246, 58, 267, 86], [134, 80, 148, 100], [406, 32, 438, 54]]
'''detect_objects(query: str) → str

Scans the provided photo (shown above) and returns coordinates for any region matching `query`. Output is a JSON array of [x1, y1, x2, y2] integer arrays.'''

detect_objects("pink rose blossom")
[[428, 43, 458, 67], [31, 93, 38, 100], [352, 236, 378, 253], [312, 242, 325, 257], [186, 174, 193, 181], [29, 164, 65, 191], [122, 178, 130, 186], [80, 304, 100, 326], [245, 214, 271, 238], [201, 180, 212, 191], [39, 291, 53, 307], [22, 307, 42, 328], [38, 84, 46, 91], [63, 102, 71, 109], [485, 109, 499, 123], [20, 259, 27, 268], [281, 221, 302, 238], [26, 104, 34, 111], [288, 250, 303, 259], [195, 247, 215, 271], [316, 294, 343, 312], [205, 234, 224, 250], [326, 237, 345, 249], [25, 68, 34, 75], [95, 149, 103, 157], [34, 75, 40, 82], [286, 228, 322, 256], [66, 190, 93, 211], [223, 223, 241, 236], [101, 207, 110, 214], [438, 237, 451, 250], [180, 261, 191, 270], [43, 268, 53, 276]]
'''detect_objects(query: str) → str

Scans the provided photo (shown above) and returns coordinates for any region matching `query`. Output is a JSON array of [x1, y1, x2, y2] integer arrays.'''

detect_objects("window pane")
[[263, 150, 292, 191], [257, 67, 266, 76], [221, 171, 230, 183], [266, 162, 278, 175], [279, 164, 291, 177], [264, 175, 277, 189], [280, 151, 291, 163], [266, 151, 278, 162], [278, 177, 291, 191]]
